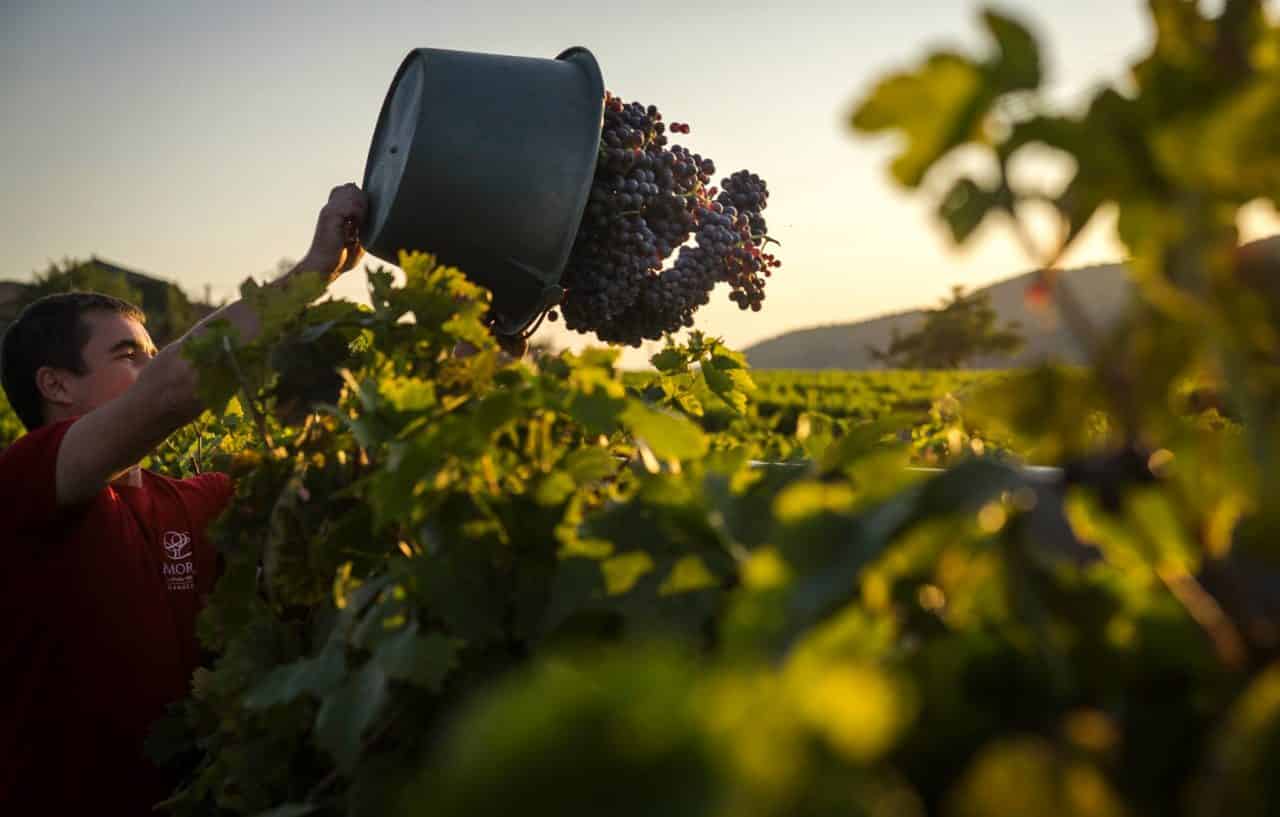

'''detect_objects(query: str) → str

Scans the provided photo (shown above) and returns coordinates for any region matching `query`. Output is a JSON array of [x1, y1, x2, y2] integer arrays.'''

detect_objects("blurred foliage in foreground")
[[7, 2, 1280, 815]]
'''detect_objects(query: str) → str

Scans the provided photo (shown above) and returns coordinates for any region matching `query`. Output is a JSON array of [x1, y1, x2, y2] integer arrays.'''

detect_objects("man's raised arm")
[[54, 184, 367, 507]]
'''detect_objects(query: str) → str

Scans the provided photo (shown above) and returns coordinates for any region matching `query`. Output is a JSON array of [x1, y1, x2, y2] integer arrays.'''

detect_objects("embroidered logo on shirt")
[[161, 531, 195, 591], [163, 530, 192, 560]]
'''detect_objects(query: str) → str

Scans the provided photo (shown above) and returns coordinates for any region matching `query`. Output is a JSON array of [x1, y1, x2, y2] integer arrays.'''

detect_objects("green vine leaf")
[[851, 52, 988, 187], [938, 177, 1005, 244], [314, 661, 390, 774], [621, 401, 708, 461], [243, 646, 346, 710], [374, 628, 460, 692]]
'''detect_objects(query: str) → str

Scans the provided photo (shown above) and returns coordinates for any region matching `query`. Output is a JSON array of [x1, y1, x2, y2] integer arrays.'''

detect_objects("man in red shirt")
[[0, 184, 367, 815]]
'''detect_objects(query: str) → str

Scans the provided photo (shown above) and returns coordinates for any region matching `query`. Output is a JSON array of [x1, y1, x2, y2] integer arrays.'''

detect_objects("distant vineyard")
[[624, 367, 999, 422], [747, 369, 1002, 421], [1, 363, 1010, 470]]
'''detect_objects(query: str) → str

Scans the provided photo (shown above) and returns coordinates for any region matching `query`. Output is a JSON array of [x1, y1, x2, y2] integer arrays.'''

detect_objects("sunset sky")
[[4, 1, 1277, 366]]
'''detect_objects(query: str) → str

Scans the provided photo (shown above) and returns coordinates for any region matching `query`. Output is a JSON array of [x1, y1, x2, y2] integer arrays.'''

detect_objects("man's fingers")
[[340, 211, 363, 274], [327, 189, 367, 225], [348, 188, 369, 224], [339, 243, 365, 274], [309, 184, 369, 278], [332, 183, 365, 207]]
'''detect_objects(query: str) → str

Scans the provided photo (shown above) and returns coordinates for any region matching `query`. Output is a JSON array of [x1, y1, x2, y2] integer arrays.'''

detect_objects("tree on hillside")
[[868, 285, 1023, 369], [15, 258, 209, 344], [30, 259, 145, 308]]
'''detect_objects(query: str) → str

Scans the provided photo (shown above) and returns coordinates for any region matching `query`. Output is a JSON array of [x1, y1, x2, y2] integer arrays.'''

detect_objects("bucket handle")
[[491, 256, 565, 340]]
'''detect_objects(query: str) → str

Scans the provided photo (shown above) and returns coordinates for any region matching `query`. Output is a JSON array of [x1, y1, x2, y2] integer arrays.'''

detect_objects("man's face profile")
[[43, 311, 158, 419]]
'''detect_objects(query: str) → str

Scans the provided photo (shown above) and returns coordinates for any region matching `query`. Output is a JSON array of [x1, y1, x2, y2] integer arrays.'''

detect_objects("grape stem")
[[191, 418, 204, 475], [222, 335, 275, 449]]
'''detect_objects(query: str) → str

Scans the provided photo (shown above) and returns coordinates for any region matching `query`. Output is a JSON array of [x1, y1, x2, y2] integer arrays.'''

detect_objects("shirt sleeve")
[[0, 417, 83, 536]]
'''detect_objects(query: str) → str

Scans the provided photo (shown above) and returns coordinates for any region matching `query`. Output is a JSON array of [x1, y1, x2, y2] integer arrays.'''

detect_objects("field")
[[620, 366, 1015, 465], [0, 368, 1002, 453], [744, 369, 999, 421], [2, 251, 1264, 817]]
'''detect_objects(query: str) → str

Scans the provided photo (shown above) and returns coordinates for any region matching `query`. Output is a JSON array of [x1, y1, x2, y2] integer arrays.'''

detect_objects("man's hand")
[[299, 183, 368, 281]]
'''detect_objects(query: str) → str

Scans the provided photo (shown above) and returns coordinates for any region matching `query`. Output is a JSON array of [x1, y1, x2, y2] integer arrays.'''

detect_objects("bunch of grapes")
[[555, 92, 780, 347]]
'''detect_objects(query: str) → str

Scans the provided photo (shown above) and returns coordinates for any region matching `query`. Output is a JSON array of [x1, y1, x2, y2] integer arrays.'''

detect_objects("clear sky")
[[3, 1, 1275, 366]]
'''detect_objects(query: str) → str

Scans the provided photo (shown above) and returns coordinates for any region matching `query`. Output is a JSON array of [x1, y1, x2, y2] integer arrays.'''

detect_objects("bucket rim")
[[359, 48, 425, 253], [528, 46, 605, 329]]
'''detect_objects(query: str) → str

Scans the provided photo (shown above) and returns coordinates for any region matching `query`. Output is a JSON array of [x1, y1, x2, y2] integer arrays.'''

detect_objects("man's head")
[[1, 292, 156, 431]]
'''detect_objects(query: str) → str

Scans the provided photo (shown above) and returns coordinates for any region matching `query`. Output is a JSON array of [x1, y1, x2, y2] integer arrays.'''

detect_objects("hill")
[[744, 261, 1135, 370]]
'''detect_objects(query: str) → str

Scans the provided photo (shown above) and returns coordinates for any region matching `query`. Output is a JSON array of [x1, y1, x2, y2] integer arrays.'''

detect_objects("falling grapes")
[[558, 92, 780, 347]]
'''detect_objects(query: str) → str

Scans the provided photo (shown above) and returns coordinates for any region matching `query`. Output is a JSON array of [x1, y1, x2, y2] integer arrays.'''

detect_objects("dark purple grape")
[[558, 91, 779, 346]]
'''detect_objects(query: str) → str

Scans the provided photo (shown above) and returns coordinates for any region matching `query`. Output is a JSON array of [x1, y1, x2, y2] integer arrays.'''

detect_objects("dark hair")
[[1, 292, 146, 430]]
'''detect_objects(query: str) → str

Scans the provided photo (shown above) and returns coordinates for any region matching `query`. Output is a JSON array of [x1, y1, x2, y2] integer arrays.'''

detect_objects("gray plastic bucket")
[[360, 46, 605, 337]]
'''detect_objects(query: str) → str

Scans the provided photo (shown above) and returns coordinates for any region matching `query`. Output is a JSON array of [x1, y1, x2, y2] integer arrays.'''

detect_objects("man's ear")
[[34, 365, 75, 408]]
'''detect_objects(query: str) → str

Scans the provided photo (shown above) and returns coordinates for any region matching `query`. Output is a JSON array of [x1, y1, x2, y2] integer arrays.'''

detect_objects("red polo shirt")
[[0, 417, 234, 815]]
